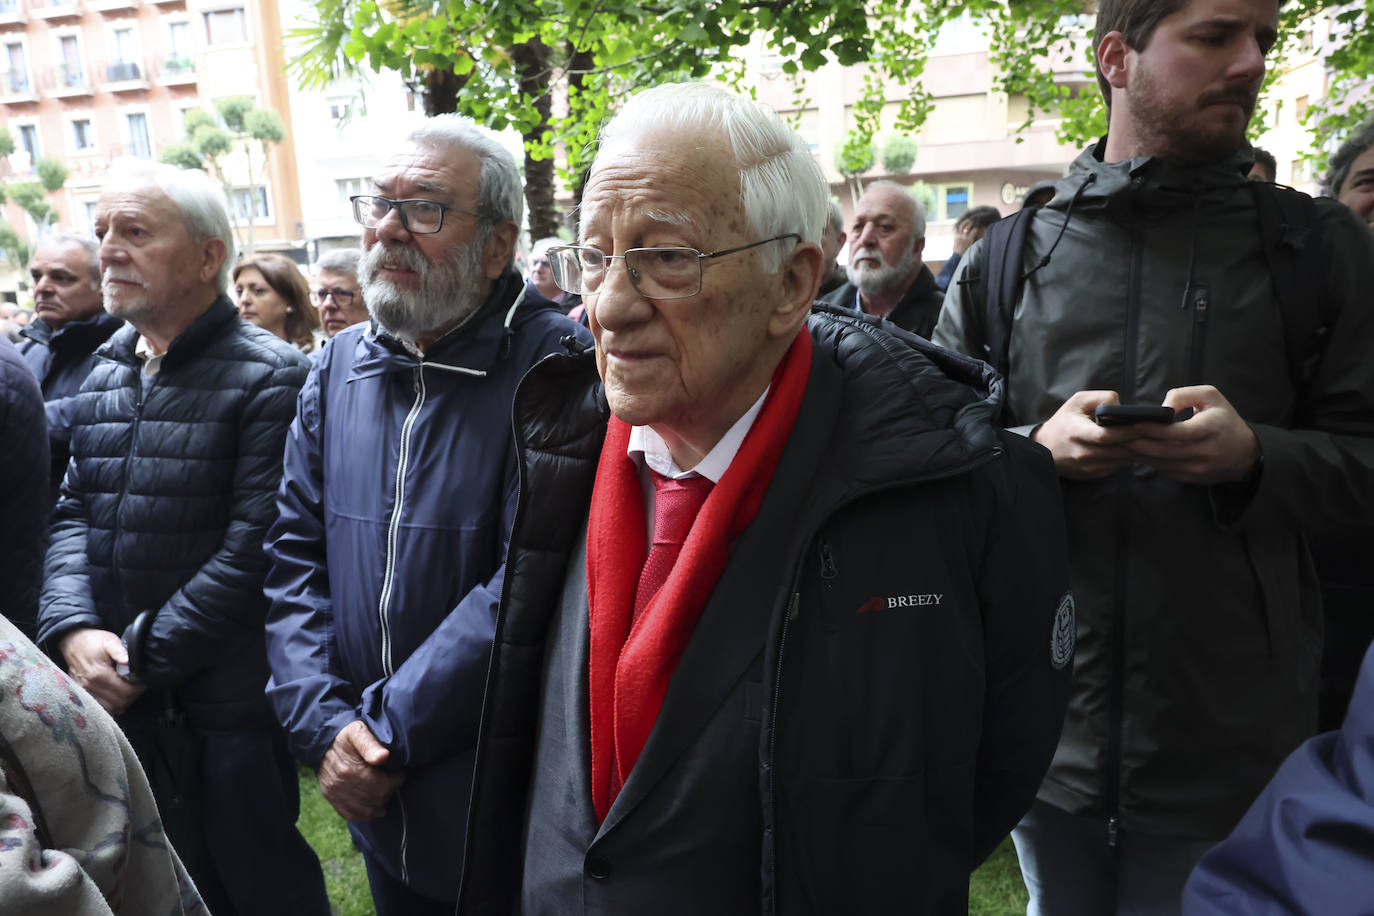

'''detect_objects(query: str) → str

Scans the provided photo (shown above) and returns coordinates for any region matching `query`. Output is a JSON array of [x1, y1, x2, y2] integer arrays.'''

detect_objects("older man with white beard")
[[818, 180, 944, 338], [263, 114, 590, 915]]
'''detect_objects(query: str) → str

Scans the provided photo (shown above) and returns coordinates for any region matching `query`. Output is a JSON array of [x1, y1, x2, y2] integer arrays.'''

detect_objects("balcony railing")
[[156, 56, 195, 84], [30, 0, 80, 19], [0, 69, 36, 102], [104, 59, 148, 90], [45, 62, 93, 96]]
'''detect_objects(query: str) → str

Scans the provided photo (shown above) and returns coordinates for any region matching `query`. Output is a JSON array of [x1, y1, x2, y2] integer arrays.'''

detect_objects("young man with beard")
[[817, 180, 943, 337], [933, 0, 1374, 912], [263, 115, 591, 914]]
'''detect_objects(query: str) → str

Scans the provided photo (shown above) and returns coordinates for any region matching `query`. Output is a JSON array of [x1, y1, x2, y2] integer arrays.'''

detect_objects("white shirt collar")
[[627, 386, 770, 483], [134, 335, 165, 375]]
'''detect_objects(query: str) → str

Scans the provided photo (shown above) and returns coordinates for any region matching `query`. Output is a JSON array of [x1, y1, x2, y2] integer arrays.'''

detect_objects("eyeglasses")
[[547, 234, 800, 300], [312, 287, 357, 305], [349, 195, 479, 235]]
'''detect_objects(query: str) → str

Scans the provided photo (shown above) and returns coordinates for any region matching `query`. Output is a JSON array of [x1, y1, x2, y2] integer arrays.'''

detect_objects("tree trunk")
[[511, 39, 558, 243], [564, 44, 597, 231], [423, 68, 466, 116]]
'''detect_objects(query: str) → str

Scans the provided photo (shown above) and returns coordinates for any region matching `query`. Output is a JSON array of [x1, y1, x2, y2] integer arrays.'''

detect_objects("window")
[[126, 112, 152, 159], [71, 118, 94, 151], [335, 177, 368, 204], [3, 41, 28, 93], [232, 186, 270, 223], [57, 34, 83, 85], [112, 26, 136, 62], [18, 123, 39, 161], [1295, 95, 1309, 124], [203, 7, 247, 45], [82, 201, 99, 236], [166, 20, 192, 64], [932, 183, 971, 222], [328, 97, 352, 121]]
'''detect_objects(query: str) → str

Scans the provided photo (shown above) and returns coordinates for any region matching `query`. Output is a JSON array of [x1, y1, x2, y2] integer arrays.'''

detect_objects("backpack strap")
[[1250, 182, 1331, 401], [977, 206, 1040, 378]]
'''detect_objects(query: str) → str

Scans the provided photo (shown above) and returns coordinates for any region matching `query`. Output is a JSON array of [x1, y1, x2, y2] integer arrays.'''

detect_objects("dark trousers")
[[126, 715, 330, 916], [363, 852, 457, 915]]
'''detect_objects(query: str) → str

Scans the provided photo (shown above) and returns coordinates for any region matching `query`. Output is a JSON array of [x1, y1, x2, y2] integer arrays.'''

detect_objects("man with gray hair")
[[18, 232, 123, 508], [459, 81, 1072, 913], [36, 159, 329, 916], [818, 180, 944, 336], [311, 247, 368, 337], [264, 115, 590, 913]]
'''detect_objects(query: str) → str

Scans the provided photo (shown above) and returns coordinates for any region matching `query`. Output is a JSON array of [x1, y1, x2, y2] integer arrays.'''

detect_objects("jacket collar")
[[348, 268, 529, 381], [1049, 137, 1255, 209], [20, 310, 122, 352], [98, 295, 238, 369]]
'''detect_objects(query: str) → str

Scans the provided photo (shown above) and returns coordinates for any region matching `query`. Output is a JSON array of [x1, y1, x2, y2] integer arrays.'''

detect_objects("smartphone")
[[1093, 404, 1194, 426]]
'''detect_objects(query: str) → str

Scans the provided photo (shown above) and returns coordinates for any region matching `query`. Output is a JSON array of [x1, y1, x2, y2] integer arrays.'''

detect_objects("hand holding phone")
[[1093, 404, 1195, 426]]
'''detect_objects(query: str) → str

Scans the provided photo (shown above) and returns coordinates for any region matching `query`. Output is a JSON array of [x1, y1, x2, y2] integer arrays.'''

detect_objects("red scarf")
[[586, 330, 813, 822]]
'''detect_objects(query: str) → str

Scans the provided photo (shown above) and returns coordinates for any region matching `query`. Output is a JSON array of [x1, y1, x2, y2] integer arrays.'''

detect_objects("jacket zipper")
[[1187, 285, 1210, 386], [378, 363, 426, 885], [112, 366, 152, 623], [763, 447, 1003, 910], [1105, 232, 1145, 849]]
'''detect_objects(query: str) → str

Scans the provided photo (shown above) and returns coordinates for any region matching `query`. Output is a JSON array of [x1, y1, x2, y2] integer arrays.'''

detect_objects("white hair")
[[408, 115, 524, 231], [593, 82, 828, 274], [105, 158, 236, 292], [862, 180, 926, 240], [316, 246, 361, 278]]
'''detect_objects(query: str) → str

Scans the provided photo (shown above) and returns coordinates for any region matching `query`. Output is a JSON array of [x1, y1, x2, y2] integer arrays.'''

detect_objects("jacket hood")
[[350, 268, 554, 380], [800, 304, 1003, 516], [97, 296, 239, 369], [1045, 139, 1256, 211]]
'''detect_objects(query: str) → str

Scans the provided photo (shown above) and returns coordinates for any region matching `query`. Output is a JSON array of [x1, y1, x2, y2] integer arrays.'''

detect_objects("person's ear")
[[201, 238, 228, 287], [770, 240, 823, 339], [483, 222, 520, 280], [1098, 30, 1132, 94]]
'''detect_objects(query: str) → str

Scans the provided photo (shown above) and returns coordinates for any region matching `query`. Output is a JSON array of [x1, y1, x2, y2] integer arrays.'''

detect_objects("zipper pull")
[[818, 542, 837, 580], [1106, 816, 1120, 849], [1192, 286, 1210, 324]]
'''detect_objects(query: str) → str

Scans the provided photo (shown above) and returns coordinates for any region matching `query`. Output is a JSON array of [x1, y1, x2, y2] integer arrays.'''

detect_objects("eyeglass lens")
[[314, 288, 355, 303], [549, 247, 701, 299], [353, 196, 445, 234]]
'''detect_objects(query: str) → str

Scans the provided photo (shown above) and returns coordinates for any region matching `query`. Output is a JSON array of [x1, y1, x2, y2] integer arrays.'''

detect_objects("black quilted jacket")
[[37, 297, 309, 729], [0, 337, 48, 636]]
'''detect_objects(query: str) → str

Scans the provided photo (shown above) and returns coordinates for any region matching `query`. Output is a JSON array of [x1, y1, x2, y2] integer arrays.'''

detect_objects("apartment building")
[[0, 0, 304, 282]]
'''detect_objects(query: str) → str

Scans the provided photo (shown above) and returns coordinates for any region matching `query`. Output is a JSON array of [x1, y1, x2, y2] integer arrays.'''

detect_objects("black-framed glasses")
[[547, 234, 800, 300], [312, 287, 357, 305], [349, 195, 479, 235]]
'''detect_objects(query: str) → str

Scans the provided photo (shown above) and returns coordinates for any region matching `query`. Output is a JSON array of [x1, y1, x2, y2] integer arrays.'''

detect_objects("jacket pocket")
[[777, 770, 973, 914]]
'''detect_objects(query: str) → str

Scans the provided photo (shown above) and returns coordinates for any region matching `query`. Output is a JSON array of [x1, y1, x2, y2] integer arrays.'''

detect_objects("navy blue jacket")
[[264, 270, 591, 900], [19, 311, 123, 507], [1183, 641, 1374, 915], [36, 297, 309, 730], [0, 337, 49, 636]]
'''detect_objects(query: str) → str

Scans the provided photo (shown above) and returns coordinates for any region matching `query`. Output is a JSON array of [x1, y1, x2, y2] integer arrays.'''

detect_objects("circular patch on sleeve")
[[1050, 591, 1076, 670]]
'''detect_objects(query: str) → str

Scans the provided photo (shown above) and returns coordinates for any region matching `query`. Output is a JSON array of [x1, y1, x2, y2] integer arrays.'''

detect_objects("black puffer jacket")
[[37, 297, 309, 729], [0, 337, 48, 637], [19, 311, 124, 508]]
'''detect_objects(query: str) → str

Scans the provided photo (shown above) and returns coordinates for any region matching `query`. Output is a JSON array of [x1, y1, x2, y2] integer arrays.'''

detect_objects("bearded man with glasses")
[[263, 115, 590, 915], [459, 81, 1074, 914]]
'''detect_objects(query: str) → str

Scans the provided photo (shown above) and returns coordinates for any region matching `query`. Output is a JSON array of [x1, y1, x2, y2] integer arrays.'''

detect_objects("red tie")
[[633, 470, 714, 621]]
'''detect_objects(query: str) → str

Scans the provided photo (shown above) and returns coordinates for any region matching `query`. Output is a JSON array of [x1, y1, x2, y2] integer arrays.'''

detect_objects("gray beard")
[[850, 245, 917, 296], [359, 233, 488, 342]]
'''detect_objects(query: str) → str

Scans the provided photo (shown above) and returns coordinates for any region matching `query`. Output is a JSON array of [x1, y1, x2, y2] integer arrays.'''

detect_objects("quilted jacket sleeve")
[[133, 356, 309, 686], [263, 357, 370, 769], [971, 431, 1073, 865], [0, 342, 49, 638]]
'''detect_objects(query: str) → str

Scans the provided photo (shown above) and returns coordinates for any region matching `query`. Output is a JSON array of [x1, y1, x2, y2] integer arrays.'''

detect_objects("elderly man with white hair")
[[263, 115, 589, 914], [36, 158, 329, 916], [459, 81, 1074, 914]]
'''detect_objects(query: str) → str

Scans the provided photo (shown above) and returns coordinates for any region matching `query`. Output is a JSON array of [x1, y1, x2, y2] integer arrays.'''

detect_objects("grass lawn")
[[297, 769, 1029, 915]]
